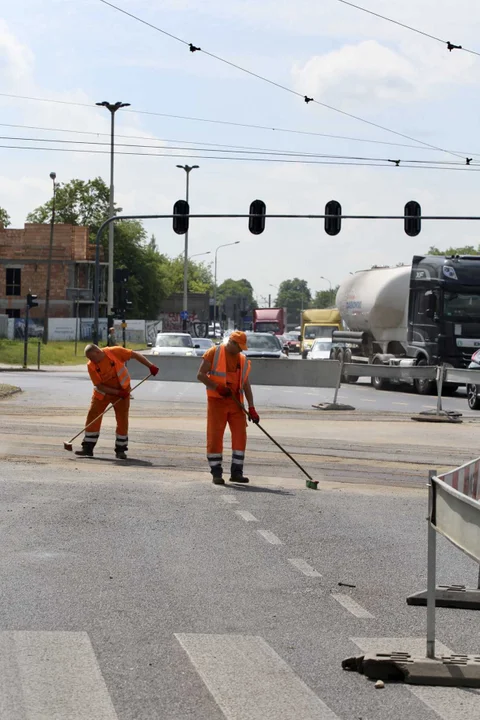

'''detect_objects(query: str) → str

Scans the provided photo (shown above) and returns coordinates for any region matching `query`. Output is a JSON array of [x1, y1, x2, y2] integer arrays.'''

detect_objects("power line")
[[335, 0, 480, 57], [1, 141, 479, 171], [0, 133, 477, 166], [97, 0, 465, 160], [1, 93, 478, 159]]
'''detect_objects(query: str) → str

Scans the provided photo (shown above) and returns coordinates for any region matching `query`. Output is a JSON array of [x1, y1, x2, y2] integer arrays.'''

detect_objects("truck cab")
[[300, 309, 342, 359]]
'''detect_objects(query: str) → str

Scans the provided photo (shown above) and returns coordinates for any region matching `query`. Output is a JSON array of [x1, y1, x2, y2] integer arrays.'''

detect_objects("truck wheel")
[[343, 348, 358, 383], [414, 358, 436, 395], [467, 384, 480, 410], [371, 358, 389, 391], [442, 384, 459, 397]]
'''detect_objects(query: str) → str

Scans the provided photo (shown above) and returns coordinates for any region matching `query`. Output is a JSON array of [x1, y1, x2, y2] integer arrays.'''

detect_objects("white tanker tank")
[[336, 265, 411, 352]]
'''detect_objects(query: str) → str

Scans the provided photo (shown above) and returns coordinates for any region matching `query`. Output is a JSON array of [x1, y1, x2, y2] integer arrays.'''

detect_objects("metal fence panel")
[[432, 477, 480, 563], [343, 363, 436, 380]]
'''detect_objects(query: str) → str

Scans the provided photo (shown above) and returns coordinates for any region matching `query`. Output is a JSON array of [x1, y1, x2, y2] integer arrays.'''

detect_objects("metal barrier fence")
[[343, 463, 480, 687]]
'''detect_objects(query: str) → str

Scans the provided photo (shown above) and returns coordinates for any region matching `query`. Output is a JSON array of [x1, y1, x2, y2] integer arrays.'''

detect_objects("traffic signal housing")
[[27, 292, 38, 309], [249, 199, 266, 235], [173, 199, 190, 235], [324, 200, 342, 236], [404, 201, 421, 237]]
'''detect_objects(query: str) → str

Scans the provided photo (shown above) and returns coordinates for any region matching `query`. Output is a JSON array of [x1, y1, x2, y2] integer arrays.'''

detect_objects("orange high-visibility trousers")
[[206, 397, 247, 472], [82, 394, 130, 451]]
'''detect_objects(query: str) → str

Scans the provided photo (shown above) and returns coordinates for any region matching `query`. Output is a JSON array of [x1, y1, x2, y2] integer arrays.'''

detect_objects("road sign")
[[180, 311, 189, 320]]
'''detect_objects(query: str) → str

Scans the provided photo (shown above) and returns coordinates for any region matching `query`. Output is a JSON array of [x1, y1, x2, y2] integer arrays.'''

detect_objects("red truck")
[[253, 308, 286, 335]]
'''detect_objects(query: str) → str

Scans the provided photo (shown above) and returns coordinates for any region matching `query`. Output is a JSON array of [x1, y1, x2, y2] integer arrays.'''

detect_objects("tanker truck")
[[335, 255, 480, 394]]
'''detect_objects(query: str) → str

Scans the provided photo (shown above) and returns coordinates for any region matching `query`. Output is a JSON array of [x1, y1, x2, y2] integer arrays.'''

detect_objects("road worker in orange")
[[76, 344, 158, 459], [197, 330, 260, 485]]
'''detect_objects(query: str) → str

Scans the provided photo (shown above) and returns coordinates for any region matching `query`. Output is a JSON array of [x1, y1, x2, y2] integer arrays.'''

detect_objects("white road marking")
[[353, 637, 480, 719], [235, 510, 258, 522], [283, 390, 294, 393], [361, 399, 375, 403], [221, 495, 239, 504], [422, 405, 435, 409], [332, 594, 373, 618], [392, 402, 408, 406], [175, 634, 340, 719], [257, 529, 283, 545], [288, 558, 322, 577], [0, 631, 118, 719]]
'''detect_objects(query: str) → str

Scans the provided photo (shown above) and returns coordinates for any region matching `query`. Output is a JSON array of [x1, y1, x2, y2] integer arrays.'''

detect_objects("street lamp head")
[[96, 101, 109, 108], [192, 165, 199, 170], [49, 171, 56, 180]]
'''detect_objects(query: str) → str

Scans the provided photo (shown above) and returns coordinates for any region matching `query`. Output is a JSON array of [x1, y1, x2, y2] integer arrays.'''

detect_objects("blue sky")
[[1, 0, 480, 303]]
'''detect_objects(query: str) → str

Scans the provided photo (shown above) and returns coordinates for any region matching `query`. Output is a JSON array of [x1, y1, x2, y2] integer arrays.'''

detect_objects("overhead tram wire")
[[335, 0, 480, 57], [97, 0, 468, 161], [0, 133, 477, 166], [1, 141, 480, 171], [1, 93, 479, 160]]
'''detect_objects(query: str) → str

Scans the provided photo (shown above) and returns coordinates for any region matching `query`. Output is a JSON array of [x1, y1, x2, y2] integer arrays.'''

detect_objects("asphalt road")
[[0, 368, 474, 416], [1, 371, 479, 718]]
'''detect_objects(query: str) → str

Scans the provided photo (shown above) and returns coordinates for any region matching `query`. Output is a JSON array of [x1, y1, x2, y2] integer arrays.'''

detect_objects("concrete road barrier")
[[127, 356, 341, 388]]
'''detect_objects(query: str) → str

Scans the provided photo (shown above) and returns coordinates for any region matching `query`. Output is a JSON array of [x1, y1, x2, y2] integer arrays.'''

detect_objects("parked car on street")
[[307, 339, 333, 360], [224, 331, 287, 359], [150, 333, 197, 356], [193, 337, 214, 357]]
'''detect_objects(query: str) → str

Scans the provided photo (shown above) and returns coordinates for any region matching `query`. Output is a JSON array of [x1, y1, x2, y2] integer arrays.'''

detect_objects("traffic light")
[[27, 292, 38, 309], [404, 200, 421, 237], [249, 199, 266, 235], [324, 200, 342, 236], [173, 199, 189, 235]]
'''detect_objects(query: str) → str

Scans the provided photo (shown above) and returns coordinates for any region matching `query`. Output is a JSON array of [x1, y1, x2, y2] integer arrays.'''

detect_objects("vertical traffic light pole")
[[23, 300, 29, 369]]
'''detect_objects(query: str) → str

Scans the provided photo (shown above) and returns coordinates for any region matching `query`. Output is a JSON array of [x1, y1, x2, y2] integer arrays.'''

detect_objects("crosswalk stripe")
[[235, 510, 258, 522], [332, 594, 373, 618], [0, 631, 118, 720], [352, 637, 480, 719], [175, 634, 340, 719], [257, 529, 282, 545], [288, 558, 322, 577]]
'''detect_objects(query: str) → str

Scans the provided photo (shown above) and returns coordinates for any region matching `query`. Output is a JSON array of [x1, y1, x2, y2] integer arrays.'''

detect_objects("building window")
[[6, 309, 21, 319], [6, 268, 21, 296]]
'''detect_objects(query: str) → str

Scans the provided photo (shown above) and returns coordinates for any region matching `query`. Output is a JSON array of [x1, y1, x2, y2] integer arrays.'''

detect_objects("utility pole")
[[42, 172, 58, 344], [96, 100, 131, 331], [214, 241, 240, 333]]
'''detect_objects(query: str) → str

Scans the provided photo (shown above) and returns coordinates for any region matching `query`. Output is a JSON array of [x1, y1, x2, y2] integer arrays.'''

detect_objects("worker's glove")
[[248, 406, 260, 424], [150, 365, 159, 377], [118, 389, 130, 399], [217, 385, 232, 398]]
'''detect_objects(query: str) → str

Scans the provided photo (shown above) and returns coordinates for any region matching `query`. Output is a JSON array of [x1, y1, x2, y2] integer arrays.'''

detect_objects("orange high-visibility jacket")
[[207, 345, 251, 400], [88, 348, 131, 400]]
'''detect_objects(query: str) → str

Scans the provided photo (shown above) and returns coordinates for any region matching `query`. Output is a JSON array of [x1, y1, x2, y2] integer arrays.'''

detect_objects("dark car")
[[224, 332, 287, 359], [193, 337, 215, 357]]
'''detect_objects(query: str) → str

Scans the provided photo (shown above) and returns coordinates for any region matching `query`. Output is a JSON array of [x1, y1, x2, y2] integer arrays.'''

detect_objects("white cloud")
[[0, 19, 34, 84]]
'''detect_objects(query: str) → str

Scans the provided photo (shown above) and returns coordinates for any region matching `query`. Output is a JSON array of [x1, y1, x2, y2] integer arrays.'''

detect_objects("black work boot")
[[115, 451, 128, 460], [229, 468, 249, 484], [75, 444, 94, 458], [211, 467, 225, 485]]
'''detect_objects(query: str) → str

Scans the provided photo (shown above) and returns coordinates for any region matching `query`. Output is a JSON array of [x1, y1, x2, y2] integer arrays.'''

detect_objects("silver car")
[[150, 333, 197, 356]]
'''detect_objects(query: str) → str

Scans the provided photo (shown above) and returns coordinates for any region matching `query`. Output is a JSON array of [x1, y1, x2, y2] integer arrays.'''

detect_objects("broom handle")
[[67, 373, 152, 444], [231, 394, 315, 482]]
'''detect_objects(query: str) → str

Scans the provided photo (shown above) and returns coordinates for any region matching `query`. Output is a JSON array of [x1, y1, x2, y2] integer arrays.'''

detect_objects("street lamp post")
[[96, 100, 130, 330], [190, 251, 211, 260], [42, 171, 58, 345], [320, 275, 333, 305], [177, 164, 199, 332], [214, 241, 240, 331]]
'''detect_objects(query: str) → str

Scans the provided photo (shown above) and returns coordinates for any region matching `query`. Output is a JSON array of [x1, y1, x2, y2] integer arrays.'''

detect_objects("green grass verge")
[[0, 383, 22, 398], [0, 340, 146, 367]]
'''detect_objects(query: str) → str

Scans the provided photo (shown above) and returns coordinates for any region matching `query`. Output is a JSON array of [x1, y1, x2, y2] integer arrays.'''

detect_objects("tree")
[[27, 177, 112, 242], [311, 286, 339, 309], [0, 207, 11, 228], [166, 255, 214, 295], [217, 278, 255, 306], [428, 245, 480, 256], [275, 279, 312, 322]]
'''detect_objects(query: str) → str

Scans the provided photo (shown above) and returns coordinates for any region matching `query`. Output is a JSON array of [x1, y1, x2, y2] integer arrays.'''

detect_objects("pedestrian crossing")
[[0, 632, 118, 720], [0, 631, 476, 719]]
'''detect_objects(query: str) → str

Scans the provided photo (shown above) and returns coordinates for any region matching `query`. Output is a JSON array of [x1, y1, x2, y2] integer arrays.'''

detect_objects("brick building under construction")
[[0, 223, 107, 320]]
